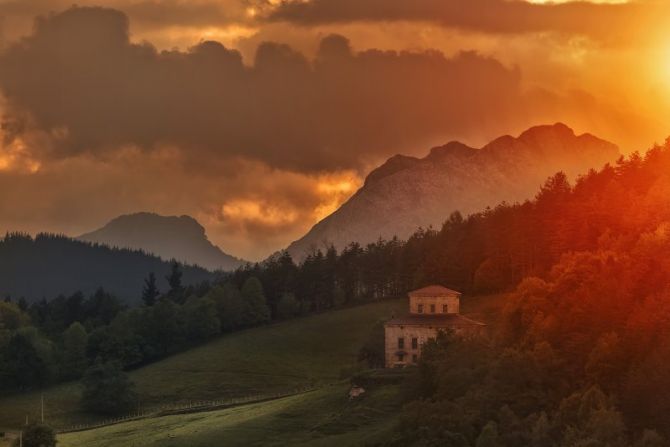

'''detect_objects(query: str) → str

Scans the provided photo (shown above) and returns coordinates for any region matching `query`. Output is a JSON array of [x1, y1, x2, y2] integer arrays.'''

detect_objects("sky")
[[0, 0, 669, 260]]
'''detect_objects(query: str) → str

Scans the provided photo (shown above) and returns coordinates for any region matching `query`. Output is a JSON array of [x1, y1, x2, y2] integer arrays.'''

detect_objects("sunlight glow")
[[222, 200, 298, 226], [528, 0, 628, 3], [0, 138, 42, 174]]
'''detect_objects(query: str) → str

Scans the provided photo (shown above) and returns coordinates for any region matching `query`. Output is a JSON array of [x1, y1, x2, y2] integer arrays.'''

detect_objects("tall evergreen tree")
[[165, 261, 185, 303], [142, 272, 160, 307]]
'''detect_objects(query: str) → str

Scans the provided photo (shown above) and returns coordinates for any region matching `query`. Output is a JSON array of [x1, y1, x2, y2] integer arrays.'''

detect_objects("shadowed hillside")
[[0, 233, 213, 304]]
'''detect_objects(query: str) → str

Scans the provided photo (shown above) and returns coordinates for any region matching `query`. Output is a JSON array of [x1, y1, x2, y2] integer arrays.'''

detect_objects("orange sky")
[[0, 0, 669, 260]]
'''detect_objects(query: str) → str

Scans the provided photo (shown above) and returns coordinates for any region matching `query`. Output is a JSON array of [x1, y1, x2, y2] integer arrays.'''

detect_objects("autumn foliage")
[[389, 141, 670, 445]]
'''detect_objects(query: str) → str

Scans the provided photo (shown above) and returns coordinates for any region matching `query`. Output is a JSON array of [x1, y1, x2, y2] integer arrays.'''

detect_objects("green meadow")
[[0, 298, 406, 430], [0, 293, 505, 445]]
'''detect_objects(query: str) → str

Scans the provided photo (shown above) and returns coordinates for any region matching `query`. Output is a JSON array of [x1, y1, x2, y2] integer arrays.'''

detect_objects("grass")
[[0, 298, 406, 430], [58, 383, 403, 447], [0, 292, 509, 445]]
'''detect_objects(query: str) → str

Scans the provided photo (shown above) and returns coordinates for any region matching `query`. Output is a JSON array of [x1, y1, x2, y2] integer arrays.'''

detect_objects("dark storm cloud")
[[0, 6, 530, 172], [267, 0, 665, 44], [0, 0, 247, 30]]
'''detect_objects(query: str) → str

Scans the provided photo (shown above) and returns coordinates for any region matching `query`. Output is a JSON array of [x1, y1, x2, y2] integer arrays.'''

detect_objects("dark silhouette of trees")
[[241, 277, 271, 326], [165, 261, 185, 303], [0, 234, 212, 306], [141, 272, 160, 307], [61, 322, 88, 379], [81, 361, 137, 415], [2, 333, 48, 390]]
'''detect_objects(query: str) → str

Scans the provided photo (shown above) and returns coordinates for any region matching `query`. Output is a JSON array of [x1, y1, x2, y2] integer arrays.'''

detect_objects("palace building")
[[384, 285, 486, 368]]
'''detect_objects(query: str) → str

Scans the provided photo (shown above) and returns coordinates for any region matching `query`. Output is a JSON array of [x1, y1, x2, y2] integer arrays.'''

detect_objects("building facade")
[[384, 285, 485, 368]]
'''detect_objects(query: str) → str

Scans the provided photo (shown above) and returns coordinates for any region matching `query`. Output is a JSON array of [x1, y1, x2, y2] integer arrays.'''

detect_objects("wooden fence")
[[56, 386, 317, 434]]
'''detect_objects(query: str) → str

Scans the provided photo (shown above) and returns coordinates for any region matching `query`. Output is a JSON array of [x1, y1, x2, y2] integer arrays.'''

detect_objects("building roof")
[[385, 314, 486, 328], [408, 285, 462, 297]]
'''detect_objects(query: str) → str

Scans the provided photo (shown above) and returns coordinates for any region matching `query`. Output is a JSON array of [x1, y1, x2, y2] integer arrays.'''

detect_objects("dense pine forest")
[[0, 233, 214, 304], [3, 141, 670, 444]]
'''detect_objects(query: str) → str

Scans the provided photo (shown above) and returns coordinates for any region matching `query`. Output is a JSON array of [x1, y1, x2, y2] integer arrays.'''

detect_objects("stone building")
[[384, 285, 486, 368]]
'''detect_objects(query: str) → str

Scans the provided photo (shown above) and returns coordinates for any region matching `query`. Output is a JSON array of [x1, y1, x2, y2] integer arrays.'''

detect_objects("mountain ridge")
[[286, 123, 619, 260]]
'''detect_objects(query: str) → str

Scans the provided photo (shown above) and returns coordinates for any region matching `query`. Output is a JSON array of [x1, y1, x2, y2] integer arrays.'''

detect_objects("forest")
[[0, 233, 214, 304], [3, 140, 670, 443]]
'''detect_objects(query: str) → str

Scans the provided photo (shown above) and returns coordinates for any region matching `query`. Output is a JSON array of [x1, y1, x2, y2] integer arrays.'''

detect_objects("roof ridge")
[[408, 285, 462, 296]]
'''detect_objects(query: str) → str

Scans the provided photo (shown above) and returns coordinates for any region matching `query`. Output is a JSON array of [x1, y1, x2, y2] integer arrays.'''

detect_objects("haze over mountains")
[[78, 213, 244, 271], [286, 123, 620, 260]]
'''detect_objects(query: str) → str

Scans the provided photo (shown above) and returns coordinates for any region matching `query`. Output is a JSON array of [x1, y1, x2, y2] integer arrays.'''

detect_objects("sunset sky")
[[1, 0, 669, 260]]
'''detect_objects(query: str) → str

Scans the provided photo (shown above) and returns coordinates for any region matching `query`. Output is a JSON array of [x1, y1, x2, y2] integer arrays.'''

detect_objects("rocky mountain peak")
[[286, 124, 620, 261]]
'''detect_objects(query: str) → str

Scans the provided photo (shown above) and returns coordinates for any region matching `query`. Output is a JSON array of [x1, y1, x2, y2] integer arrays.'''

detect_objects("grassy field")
[[0, 298, 406, 430], [58, 383, 403, 447], [0, 292, 508, 445]]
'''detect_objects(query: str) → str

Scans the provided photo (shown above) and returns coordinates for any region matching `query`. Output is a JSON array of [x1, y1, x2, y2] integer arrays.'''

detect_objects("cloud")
[[0, 144, 360, 259], [0, 6, 537, 173], [267, 0, 667, 45], [0, 5, 666, 259], [0, 0, 251, 30]]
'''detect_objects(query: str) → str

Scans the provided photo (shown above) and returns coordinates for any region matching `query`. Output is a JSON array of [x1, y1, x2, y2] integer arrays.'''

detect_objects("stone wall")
[[384, 324, 442, 368]]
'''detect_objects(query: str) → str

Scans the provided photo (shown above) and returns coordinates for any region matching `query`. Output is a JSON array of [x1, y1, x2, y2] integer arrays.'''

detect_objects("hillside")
[[0, 298, 407, 429], [78, 213, 245, 271], [0, 294, 505, 445], [0, 294, 504, 446], [0, 233, 213, 304], [287, 123, 619, 259], [58, 385, 401, 447]]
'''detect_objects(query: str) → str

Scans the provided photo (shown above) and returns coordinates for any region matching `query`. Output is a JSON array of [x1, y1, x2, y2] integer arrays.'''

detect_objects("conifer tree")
[[141, 272, 160, 307]]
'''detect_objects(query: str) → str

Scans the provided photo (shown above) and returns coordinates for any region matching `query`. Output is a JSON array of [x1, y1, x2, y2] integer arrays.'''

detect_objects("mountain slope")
[[287, 123, 619, 259], [78, 213, 244, 271], [0, 233, 213, 304]]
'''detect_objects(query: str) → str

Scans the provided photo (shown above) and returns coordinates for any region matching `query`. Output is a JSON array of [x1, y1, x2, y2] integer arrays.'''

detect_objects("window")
[[412, 354, 418, 363], [398, 337, 405, 349], [411, 338, 418, 349], [417, 304, 423, 313], [443, 304, 448, 313], [430, 304, 436, 313], [397, 353, 405, 362]]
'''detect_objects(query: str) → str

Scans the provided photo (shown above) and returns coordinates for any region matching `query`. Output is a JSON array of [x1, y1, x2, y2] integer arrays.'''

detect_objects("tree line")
[[0, 233, 214, 304], [0, 263, 271, 415]]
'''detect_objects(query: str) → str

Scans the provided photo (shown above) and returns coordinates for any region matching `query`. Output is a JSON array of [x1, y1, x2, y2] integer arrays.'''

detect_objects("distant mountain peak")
[[286, 123, 619, 261], [79, 212, 244, 271], [427, 141, 476, 161]]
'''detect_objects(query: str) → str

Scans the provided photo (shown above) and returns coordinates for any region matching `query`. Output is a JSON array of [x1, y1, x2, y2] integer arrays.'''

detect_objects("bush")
[[81, 361, 137, 415], [14, 423, 56, 447]]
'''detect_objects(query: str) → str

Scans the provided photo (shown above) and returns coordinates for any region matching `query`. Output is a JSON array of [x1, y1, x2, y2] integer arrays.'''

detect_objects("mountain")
[[286, 123, 619, 260], [78, 213, 244, 271], [0, 233, 213, 304]]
